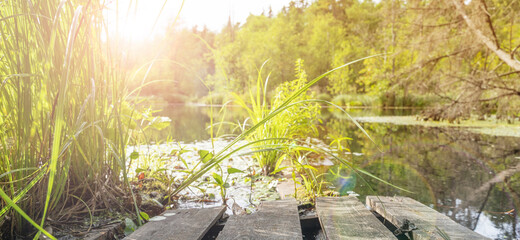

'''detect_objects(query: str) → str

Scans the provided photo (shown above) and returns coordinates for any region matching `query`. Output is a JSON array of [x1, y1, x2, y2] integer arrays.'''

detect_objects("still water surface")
[[151, 104, 519, 239]]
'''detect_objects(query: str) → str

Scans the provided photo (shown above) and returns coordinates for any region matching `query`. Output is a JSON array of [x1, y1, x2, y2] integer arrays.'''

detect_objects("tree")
[[418, 0, 520, 120]]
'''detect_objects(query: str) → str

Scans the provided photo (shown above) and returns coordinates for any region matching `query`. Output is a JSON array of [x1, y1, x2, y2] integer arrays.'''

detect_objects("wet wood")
[[124, 206, 226, 240], [316, 196, 395, 240], [367, 196, 490, 240], [216, 199, 302, 240]]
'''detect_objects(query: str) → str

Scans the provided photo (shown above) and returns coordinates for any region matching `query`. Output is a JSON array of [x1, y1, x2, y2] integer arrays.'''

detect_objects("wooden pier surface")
[[216, 198, 302, 240], [317, 196, 396, 239], [367, 196, 490, 240], [124, 206, 225, 240], [123, 196, 489, 240]]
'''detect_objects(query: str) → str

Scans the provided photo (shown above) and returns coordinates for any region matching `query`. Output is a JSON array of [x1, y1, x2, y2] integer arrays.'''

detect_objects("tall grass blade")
[[0, 188, 55, 240], [172, 55, 382, 195]]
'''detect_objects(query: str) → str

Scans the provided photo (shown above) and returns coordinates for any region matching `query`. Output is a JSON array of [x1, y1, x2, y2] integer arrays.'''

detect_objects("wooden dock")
[[367, 196, 489, 240], [124, 196, 489, 240], [123, 206, 225, 240], [316, 196, 395, 239], [216, 199, 302, 239]]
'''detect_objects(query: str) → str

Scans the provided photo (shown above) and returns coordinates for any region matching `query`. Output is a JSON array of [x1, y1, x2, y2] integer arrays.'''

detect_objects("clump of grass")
[[233, 59, 320, 175]]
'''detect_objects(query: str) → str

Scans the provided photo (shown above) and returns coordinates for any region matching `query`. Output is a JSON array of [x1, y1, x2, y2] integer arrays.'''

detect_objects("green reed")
[[232, 59, 320, 175], [0, 1, 148, 238]]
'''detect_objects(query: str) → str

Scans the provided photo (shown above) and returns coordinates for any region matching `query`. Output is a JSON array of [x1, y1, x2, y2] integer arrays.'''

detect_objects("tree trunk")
[[451, 0, 520, 71]]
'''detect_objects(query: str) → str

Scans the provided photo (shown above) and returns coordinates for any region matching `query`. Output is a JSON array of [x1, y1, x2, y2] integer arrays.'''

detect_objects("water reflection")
[[324, 119, 520, 239], [152, 105, 519, 239]]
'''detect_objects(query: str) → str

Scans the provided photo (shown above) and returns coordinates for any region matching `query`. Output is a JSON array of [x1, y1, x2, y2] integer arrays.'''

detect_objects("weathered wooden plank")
[[367, 196, 490, 240], [316, 196, 395, 240], [124, 206, 226, 240], [216, 199, 303, 240]]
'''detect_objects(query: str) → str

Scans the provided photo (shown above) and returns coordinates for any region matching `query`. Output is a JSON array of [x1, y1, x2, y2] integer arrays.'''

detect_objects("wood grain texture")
[[124, 206, 226, 240], [366, 196, 490, 240], [216, 199, 303, 240], [316, 196, 395, 240]]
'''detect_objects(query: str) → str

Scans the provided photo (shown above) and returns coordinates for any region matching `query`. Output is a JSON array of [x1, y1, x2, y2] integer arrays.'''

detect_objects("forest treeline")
[[133, 0, 520, 121]]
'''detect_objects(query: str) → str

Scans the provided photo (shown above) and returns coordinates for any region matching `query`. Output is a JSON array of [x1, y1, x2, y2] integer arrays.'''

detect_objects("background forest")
[[132, 0, 520, 122]]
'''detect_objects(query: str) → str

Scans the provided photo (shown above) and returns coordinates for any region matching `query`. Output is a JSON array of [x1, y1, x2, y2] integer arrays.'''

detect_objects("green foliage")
[[316, 93, 332, 102], [234, 59, 320, 175], [210, 166, 243, 204], [171, 54, 375, 198], [0, 1, 168, 237], [203, 0, 520, 116], [331, 94, 381, 107]]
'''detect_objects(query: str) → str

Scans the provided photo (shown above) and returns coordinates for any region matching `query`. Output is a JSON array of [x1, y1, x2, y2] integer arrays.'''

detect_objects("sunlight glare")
[[103, 0, 181, 42]]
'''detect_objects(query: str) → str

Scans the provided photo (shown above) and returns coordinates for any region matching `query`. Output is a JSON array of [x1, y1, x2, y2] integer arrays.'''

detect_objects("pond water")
[[148, 104, 519, 239]]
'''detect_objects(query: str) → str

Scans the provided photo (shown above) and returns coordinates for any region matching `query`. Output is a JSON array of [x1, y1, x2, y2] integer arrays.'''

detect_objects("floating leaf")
[[130, 151, 139, 160]]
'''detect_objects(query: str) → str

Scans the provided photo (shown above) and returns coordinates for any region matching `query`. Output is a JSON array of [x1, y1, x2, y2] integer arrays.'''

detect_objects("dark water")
[[152, 104, 520, 239]]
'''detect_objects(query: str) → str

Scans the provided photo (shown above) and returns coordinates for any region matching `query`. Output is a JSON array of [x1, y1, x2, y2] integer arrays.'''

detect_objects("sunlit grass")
[[232, 59, 320, 175], [0, 1, 161, 238]]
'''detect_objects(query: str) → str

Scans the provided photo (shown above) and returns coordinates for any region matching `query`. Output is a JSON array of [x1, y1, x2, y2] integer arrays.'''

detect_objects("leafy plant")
[[170, 55, 386, 199], [288, 149, 327, 201], [211, 166, 244, 204], [233, 59, 320, 175]]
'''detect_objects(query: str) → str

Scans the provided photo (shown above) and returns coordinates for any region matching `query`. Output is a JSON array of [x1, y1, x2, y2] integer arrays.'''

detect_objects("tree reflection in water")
[[323, 118, 520, 239]]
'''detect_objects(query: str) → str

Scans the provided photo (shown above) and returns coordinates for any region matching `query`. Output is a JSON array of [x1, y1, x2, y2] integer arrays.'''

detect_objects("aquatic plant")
[[0, 1, 171, 238], [232, 59, 320, 175], [170, 55, 390, 198]]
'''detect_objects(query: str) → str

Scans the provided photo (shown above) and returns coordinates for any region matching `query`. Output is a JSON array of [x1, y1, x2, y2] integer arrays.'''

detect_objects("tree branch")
[[451, 0, 520, 71]]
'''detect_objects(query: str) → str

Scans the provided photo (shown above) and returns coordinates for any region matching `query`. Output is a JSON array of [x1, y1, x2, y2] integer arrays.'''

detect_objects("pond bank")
[[354, 116, 520, 137]]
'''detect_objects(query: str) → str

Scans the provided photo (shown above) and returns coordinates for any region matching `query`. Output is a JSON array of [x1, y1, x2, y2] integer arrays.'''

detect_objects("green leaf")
[[302, 165, 318, 172], [227, 167, 244, 174], [0, 188, 56, 240], [171, 149, 190, 155], [148, 116, 171, 130], [270, 166, 288, 175], [135, 168, 146, 173], [212, 173, 224, 186], [124, 218, 137, 235], [140, 212, 150, 221], [198, 150, 213, 163], [130, 151, 139, 160]]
